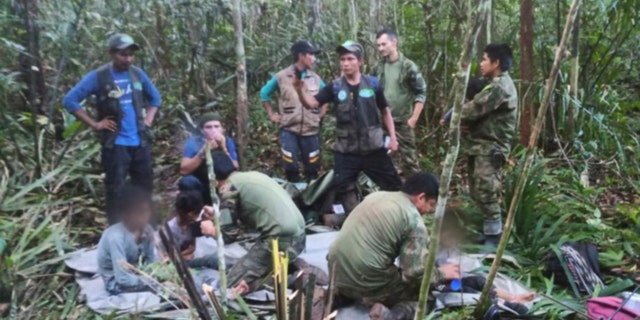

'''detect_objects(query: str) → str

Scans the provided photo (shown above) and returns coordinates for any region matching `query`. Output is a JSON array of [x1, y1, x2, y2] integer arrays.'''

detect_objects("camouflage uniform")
[[460, 72, 518, 235], [217, 171, 306, 292], [327, 192, 442, 314], [374, 53, 427, 175]]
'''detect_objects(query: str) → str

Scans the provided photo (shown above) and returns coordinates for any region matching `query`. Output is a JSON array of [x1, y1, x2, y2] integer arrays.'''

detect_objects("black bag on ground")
[[544, 242, 605, 295]]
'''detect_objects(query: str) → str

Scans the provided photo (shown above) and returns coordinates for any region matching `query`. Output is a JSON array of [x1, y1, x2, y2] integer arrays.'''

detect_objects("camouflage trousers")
[[227, 233, 306, 292], [468, 155, 504, 235], [393, 122, 420, 175]]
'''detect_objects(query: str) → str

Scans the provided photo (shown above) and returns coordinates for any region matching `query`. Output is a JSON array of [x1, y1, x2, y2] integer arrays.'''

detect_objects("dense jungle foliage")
[[0, 0, 638, 318]]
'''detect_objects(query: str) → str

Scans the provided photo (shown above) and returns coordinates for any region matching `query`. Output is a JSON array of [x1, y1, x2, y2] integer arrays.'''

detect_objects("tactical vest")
[[275, 66, 322, 136], [95, 63, 149, 148], [333, 75, 385, 154]]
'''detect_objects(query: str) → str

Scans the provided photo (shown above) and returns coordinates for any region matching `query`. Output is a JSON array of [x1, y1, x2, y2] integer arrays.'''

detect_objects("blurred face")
[[339, 53, 362, 77], [124, 201, 152, 230], [480, 53, 501, 78], [376, 34, 397, 59], [299, 53, 317, 69], [201, 120, 223, 140], [111, 48, 136, 71], [415, 194, 437, 215]]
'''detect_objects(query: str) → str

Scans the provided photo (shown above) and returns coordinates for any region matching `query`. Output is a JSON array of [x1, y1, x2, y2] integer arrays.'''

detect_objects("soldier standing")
[[374, 28, 427, 175], [460, 43, 518, 248]]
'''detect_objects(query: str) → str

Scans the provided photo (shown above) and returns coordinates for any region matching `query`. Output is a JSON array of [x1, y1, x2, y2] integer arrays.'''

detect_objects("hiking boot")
[[322, 214, 346, 229], [482, 233, 501, 253]]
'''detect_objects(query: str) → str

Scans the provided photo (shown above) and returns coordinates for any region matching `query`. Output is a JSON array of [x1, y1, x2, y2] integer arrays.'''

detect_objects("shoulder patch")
[[358, 88, 375, 98], [338, 89, 348, 101]]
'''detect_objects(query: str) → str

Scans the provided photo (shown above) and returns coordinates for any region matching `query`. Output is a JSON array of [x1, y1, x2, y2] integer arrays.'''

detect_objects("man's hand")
[[269, 112, 282, 123], [388, 136, 399, 154], [93, 117, 117, 132], [292, 75, 304, 91], [202, 206, 214, 220], [144, 117, 153, 127], [407, 116, 419, 129], [438, 264, 461, 280], [200, 220, 217, 237]]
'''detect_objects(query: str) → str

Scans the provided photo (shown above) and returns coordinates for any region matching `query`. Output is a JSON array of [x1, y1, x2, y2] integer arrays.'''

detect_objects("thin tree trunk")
[[349, 0, 358, 40], [567, 7, 580, 136], [519, 0, 534, 145], [307, 0, 321, 37], [413, 1, 491, 319], [231, 0, 249, 169], [473, 0, 581, 316], [205, 143, 227, 304]]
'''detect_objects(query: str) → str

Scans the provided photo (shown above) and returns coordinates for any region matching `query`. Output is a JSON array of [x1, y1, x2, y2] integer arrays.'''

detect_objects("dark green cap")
[[198, 112, 222, 128], [107, 33, 140, 51]]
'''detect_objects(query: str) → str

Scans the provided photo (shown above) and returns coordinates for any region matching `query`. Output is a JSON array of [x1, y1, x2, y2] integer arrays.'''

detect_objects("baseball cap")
[[336, 40, 364, 58], [290, 40, 321, 56], [107, 33, 140, 51]]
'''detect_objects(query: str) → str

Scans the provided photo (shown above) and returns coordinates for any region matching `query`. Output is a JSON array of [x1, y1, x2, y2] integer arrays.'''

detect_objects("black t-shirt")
[[314, 76, 389, 112]]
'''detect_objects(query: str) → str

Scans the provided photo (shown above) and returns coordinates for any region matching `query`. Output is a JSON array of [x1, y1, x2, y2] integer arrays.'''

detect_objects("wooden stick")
[[159, 225, 212, 320], [323, 262, 336, 319], [119, 261, 187, 310], [204, 143, 228, 304], [202, 283, 226, 319], [473, 0, 582, 316], [304, 272, 316, 320]]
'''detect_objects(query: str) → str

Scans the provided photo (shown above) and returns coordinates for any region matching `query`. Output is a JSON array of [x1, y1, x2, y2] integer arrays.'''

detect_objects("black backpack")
[[544, 242, 605, 296]]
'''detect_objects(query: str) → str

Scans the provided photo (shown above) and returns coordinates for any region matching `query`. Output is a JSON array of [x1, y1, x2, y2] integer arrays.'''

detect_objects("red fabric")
[[587, 297, 640, 320]]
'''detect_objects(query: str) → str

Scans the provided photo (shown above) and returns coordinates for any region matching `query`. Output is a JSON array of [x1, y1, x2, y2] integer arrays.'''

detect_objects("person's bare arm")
[[407, 102, 424, 128], [73, 109, 117, 131], [180, 143, 206, 175], [144, 107, 158, 127], [381, 107, 398, 153], [293, 78, 320, 109], [319, 103, 329, 118], [262, 102, 281, 123]]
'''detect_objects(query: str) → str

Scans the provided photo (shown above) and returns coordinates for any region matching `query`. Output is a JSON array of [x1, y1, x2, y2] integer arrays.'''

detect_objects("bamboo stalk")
[[203, 283, 226, 319], [205, 142, 228, 304], [413, 1, 491, 319], [323, 262, 336, 319], [473, 0, 582, 317]]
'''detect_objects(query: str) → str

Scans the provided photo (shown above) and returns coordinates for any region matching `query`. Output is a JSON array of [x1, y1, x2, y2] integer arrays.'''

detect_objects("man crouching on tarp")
[[97, 184, 158, 295], [198, 151, 306, 297]]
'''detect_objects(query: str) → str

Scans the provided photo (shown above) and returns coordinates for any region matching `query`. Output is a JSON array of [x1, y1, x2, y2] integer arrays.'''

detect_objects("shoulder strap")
[[129, 65, 142, 84], [96, 63, 113, 97]]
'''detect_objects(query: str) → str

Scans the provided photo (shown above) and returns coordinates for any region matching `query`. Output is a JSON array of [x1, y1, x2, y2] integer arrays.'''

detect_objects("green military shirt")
[[374, 53, 427, 121], [461, 72, 518, 156], [328, 191, 438, 297], [219, 171, 305, 243]]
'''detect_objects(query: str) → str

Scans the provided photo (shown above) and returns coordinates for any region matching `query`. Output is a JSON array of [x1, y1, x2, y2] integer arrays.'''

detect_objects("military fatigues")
[[374, 54, 427, 175], [461, 72, 518, 235], [327, 192, 442, 314], [261, 66, 324, 182], [218, 171, 306, 292]]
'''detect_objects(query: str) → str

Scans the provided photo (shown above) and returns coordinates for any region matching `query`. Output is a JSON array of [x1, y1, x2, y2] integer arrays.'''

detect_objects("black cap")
[[336, 40, 364, 58], [107, 33, 140, 51], [290, 40, 321, 56]]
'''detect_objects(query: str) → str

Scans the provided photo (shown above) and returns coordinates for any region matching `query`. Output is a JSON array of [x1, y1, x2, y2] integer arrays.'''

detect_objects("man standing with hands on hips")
[[63, 33, 162, 224]]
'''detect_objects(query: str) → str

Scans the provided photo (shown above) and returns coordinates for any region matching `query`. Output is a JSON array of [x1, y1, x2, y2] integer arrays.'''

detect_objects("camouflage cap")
[[336, 40, 364, 59]]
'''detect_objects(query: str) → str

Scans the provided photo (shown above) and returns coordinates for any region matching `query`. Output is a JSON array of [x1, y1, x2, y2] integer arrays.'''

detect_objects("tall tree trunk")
[[567, 7, 580, 136], [349, 0, 358, 40], [413, 0, 491, 318], [16, 0, 45, 177], [473, 0, 581, 316], [307, 0, 321, 37], [367, 0, 380, 68], [519, 0, 534, 145], [231, 0, 249, 169]]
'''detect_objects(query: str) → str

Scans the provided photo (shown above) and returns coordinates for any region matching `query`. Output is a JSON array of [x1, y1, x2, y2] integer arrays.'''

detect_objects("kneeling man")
[[200, 152, 306, 296], [327, 172, 460, 320]]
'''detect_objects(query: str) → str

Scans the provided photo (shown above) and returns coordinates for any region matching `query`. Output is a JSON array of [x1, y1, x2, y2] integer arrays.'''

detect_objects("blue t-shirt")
[[182, 135, 238, 161], [62, 65, 162, 146]]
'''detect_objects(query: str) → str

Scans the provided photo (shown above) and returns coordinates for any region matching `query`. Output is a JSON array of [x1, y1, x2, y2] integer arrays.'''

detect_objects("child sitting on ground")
[[164, 190, 224, 269], [97, 184, 158, 295]]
